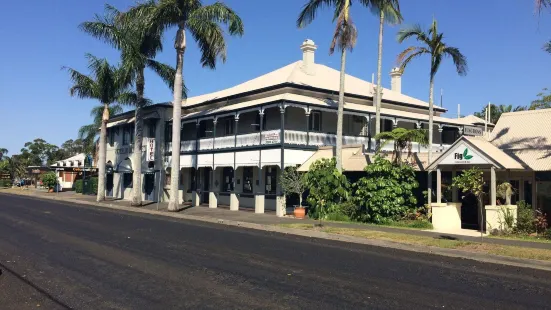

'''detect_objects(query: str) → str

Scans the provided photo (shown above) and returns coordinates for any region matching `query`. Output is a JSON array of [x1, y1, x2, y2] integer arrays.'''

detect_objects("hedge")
[[0, 179, 11, 188], [75, 177, 98, 194]]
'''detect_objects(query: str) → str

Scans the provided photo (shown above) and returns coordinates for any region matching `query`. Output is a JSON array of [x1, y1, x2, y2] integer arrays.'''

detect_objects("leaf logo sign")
[[463, 148, 473, 160]]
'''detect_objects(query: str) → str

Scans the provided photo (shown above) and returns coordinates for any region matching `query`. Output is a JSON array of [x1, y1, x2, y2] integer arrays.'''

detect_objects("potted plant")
[[41, 172, 58, 193], [280, 166, 307, 219]]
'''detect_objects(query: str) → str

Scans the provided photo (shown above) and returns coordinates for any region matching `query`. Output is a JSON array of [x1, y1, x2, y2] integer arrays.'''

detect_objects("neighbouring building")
[[104, 39, 490, 215], [51, 153, 97, 191]]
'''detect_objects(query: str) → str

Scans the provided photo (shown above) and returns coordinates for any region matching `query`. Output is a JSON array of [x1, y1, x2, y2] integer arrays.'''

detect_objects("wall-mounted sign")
[[464, 126, 483, 136], [146, 138, 155, 161], [73, 168, 98, 173], [264, 132, 280, 144], [440, 142, 491, 165]]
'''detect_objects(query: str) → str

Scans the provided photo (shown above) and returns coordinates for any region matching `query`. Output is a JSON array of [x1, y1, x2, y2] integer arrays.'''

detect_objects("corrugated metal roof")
[[491, 109, 551, 171], [465, 136, 524, 169]]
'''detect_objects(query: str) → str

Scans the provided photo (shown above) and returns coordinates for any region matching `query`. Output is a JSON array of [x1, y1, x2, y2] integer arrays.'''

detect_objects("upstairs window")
[[223, 117, 234, 136], [309, 111, 321, 132], [109, 128, 115, 146]]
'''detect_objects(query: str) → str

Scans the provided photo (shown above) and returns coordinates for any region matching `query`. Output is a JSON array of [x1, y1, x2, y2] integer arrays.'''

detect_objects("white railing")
[[166, 130, 452, 154]]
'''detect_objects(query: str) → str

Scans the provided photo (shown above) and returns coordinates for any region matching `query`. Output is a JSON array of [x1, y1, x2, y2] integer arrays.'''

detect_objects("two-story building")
[[104, 39, 491, 215]]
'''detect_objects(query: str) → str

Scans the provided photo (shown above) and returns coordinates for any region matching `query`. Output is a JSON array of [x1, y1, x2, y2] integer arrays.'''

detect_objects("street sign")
[[464, 126, 484, 136]]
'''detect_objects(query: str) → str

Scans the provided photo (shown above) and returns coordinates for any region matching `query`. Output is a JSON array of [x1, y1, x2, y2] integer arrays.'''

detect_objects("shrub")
[[325, 212, 350, 222], [41, 172, 57, 189], [280, 167, 306, 207], [386, 219, 433, 229], [515, 200, 535, 234], [352, 156, 418, 223], [303, 158, 350, 220], [90, 177, 98, 195], [544, 228, 551, 240], [0, 179, 11, 187], [337, 201, 358, 219], [75, 179, 83, 193]]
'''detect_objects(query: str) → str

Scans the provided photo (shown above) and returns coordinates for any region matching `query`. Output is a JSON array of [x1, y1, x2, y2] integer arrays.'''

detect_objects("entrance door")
[[460, 191, 480, 230], [106, 173, 114, 197], [203, 168, 211, 203], [144, 174, 155, 202]]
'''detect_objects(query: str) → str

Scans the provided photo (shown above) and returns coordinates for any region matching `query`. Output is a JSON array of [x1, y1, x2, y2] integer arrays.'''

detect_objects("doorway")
[[460, 191, 480, 230], [202, 168, 211, 204], [106, 173, 114, 197], [144, 173, 155, 202]]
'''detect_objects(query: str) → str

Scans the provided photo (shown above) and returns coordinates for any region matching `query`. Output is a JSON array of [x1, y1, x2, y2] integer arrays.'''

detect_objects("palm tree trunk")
[[131, 69, 145, 206], [375, 9, 385, 149], [96, 103, 109, 202], [168, 26, 186, 212], [428, 77, 434, 164], [336, 48, 346, 172]]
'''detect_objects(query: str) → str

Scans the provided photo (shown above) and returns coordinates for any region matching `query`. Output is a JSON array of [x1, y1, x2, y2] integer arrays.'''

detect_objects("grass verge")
[[278, 224, 551, 262]]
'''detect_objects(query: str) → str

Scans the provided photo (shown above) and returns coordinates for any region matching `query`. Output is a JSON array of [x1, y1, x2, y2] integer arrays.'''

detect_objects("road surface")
[[0, 194, 550, 309]]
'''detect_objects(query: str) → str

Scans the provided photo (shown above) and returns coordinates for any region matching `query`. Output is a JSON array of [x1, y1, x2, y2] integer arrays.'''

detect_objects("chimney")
[[300, 39, 317, 75], [390, 67, 403, 93]]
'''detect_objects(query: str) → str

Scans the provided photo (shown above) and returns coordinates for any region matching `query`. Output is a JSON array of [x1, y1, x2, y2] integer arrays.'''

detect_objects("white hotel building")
[[104, 39, 490, 216]]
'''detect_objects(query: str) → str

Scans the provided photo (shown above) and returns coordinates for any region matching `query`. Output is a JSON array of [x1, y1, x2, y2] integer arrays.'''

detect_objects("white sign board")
[[146, 138, 155, 162], [464, 126, 484, 136], [439, 142, 492, 165], [264, 132, 280, 144]]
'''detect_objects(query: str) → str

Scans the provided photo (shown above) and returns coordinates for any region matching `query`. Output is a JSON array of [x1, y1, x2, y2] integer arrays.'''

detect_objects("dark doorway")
[[460, 191, 480, 230], [144, 173, 155, 201], [203, 168, 211, 203], [106, 173, 114, 197]]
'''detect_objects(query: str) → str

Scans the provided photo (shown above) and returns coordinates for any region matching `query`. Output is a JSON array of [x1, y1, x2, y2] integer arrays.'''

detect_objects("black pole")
[[305, 109, 310, 146], [233, 115, 238, 191], [280, 105, 285, 196], [258, 110, 264, 194]]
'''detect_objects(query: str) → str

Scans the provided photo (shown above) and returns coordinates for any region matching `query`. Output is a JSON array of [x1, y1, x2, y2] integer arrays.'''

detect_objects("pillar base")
[[209, 192, 218, 209], [276, 196, 286, 217], [192, 191, 200, 207], [485, 205, 517, 233], [230, 193, 239, 211], [431, 203, 462, 231], [255, 194, 265, 214]]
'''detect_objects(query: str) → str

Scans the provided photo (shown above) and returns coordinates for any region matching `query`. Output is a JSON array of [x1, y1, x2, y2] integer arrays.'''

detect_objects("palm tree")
[[474, 104, 526, 124], [129, 0, 244, 211], [374, 127, 428, 165], [65, 54, 131, 202], [397, 19, 468, 164], [0, 148, 7, 160], [298, 0, 358, 172], [78, 104, 124, 157], [81, 4, 178, 206], [371, 0, 402, 146], [537, 0, 551, 13]]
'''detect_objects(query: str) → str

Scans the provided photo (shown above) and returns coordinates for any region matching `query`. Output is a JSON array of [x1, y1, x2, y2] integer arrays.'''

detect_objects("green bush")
[[544, 228, 551, 240], [337, 201, 358, 219], [41, 172, 57, 189], [75, 179, 83, 193], [384, 220, 433, 229], [303, 158, 350, 220], [515, 200, 535, 234], [0, 179, 11, 187], [352, 156, 419, 223], [90, 177, 98, 194]]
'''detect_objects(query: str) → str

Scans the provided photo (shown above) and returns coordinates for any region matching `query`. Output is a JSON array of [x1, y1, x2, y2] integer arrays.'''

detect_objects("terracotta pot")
[[48, 188, 54, 193], [294, 207, 306, 219]]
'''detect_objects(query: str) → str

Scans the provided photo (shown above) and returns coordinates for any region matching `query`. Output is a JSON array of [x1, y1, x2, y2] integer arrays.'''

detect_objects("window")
[[309, 111, 321, 131], [109, 128, 115, 146], [165, 169, 171, 186], [123, 125, 133, 145], [222, 167, 234, 192], [123, 173, 133, 188], [382, 119, 393, 132], [224, 118, 234, 136], [265, 166, 277, 195], [165, 122, 172, 144], [243, 167, 253, 193], [147, 121, 156, 138], [190, 168, 196, 191]]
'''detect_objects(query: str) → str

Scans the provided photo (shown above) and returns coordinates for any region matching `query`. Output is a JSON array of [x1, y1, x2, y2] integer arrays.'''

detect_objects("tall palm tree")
[[65, 54, 131, 202], [374, 127, 428, 165], [129, 0, 244, 211], [78, 104, 124, 157], [397, 19, 468, 164], [371, 0, 402, 146], [537, 0, 551, 13], [298, 0, 358, 172], [474, 104, 526, 125], [81, 4, 178, 206], [0, 148, 7, 160]]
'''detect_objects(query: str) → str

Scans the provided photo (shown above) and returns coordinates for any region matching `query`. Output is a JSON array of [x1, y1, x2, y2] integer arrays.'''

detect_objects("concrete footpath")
[[2, 187, 551, 271]]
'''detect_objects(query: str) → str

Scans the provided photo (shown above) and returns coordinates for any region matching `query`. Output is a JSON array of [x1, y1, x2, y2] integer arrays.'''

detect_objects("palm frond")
[[187, 18, 227, 68], [329, 12, 358, 54], [367, 0, 403, 25], [297, 0, 341, 28], [146, 59, 188, 98], [544, 40, 551, 54], [189, 2, 244, 36], [443, 47, 468, 76], [397, 24, 430, 45], [397, 46, 429, 71], [63, 67, 98, 100], [78, 124, 98, 141]]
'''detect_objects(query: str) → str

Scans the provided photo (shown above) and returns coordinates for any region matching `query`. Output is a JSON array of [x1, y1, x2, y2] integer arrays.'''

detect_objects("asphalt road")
[[1, 195, 551, 310]]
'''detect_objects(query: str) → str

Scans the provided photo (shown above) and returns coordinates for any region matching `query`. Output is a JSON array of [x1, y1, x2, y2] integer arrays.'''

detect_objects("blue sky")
[[1, 0, 550, 154]]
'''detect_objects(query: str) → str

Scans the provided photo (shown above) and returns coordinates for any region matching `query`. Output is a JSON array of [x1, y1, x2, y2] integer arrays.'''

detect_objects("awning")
[[298, 146, 430, 172], [107, 117, 135, 128], [116, 157, 133, 173]]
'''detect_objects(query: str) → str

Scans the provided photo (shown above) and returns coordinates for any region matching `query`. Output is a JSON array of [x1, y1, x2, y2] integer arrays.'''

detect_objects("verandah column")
[[452, 168, 458, 202], [490, 166, 496, 206], [209, 118, 218, 209], [255, 109, 265, 214], [305, 108, 310, 146], [276, 104, 286, 217], [230, 114, 240, 211], [436, 168, 442, 204], [192, 121, 200, 207]]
